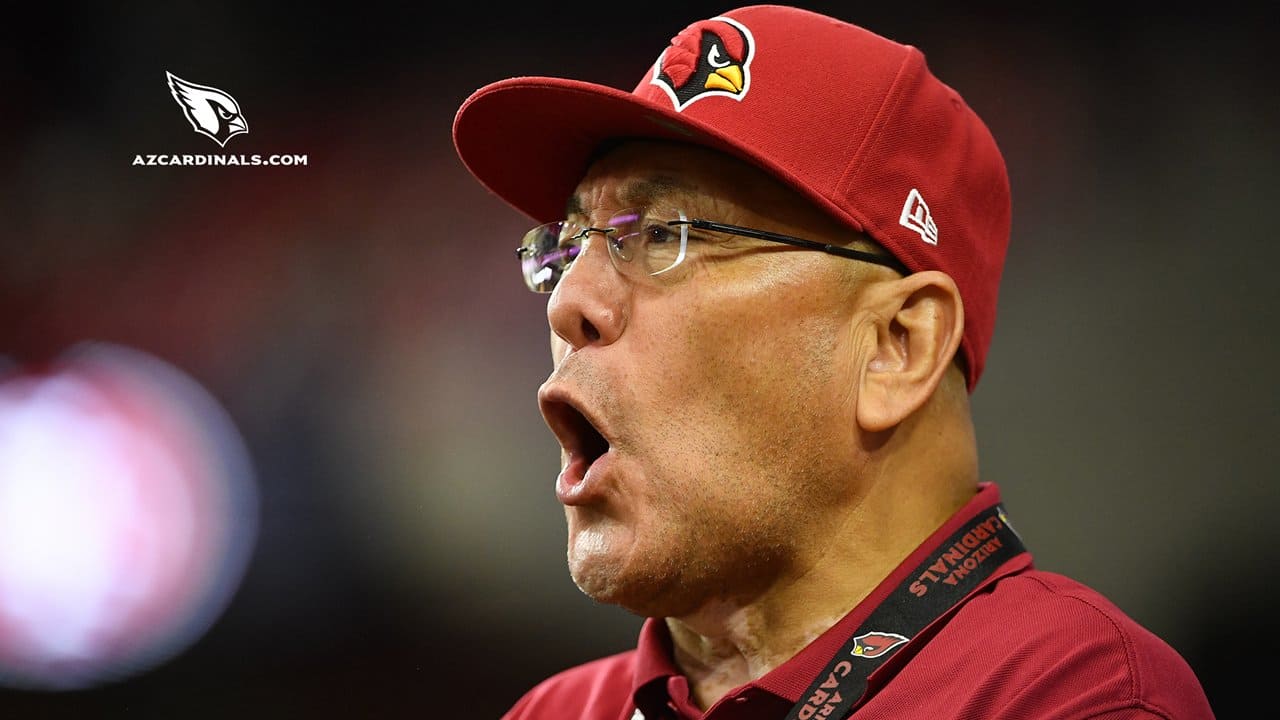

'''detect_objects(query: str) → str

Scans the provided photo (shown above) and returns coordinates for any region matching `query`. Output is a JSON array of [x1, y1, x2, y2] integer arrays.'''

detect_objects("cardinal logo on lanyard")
[[850, 631, 910, 659]]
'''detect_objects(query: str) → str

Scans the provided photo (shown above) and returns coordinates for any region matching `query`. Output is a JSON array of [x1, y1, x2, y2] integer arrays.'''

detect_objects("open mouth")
[[540, 396, 611, 471]]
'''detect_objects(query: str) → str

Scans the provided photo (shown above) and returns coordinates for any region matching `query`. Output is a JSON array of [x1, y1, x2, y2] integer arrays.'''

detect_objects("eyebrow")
[[565, 175, 696, 217]]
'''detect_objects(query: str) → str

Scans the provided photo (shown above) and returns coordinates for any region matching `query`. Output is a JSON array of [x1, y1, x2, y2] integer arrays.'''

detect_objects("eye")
[[707, 43, 730, 69], [641, 220, 681, 245]]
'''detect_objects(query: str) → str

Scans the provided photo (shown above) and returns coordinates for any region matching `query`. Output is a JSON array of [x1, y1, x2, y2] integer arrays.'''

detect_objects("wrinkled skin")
[[538, 140, 885, 619]]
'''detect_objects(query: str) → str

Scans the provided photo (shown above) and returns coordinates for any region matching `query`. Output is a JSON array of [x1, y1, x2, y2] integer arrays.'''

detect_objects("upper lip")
[[537, 383, 612, 462]]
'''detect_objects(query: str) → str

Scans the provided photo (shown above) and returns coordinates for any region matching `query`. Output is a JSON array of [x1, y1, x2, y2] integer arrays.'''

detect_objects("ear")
[[856, 271, 964, 432]]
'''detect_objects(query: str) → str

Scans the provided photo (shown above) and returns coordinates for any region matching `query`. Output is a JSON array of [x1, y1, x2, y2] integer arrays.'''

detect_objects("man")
[[452, 5, 1215, 719]]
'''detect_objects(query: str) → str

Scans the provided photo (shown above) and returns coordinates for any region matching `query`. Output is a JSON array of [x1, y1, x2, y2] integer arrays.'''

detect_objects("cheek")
[[639, 281, 849, 462], [690, 271, 846, 389]]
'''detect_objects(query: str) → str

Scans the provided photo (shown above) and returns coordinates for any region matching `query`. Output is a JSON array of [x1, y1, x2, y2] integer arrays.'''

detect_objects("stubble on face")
[[560, 276, 858, 619], [550, 142, 871, 619]]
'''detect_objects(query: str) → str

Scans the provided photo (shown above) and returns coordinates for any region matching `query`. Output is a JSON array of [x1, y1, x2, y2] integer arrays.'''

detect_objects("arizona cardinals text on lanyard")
[[783, 503, 1027, 720]]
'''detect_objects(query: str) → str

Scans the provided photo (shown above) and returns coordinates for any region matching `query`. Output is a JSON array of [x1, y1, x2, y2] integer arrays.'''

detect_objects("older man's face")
[[537, 140, 873, 617]]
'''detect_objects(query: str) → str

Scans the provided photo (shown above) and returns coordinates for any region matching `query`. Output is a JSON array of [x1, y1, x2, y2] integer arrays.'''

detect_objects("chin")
[[564, 512, 708, 616], [567, 546, 636, 605], [568, 551, 700, 618], [572, 575, 677, 618]]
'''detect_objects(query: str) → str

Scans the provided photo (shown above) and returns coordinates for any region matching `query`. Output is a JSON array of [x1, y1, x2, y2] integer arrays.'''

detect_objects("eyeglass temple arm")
[[682, 219, 910, 275]]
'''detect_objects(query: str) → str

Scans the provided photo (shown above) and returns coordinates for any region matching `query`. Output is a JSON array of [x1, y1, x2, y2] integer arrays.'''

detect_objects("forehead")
[[565, 140, 782, 218]]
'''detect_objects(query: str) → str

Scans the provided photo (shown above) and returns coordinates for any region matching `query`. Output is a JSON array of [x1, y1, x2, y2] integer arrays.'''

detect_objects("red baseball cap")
[[453, 4, 1011, 390]]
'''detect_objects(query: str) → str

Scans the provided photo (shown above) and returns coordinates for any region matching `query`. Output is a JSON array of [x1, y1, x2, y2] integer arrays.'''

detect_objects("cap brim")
[[453, 76, 809, 224]]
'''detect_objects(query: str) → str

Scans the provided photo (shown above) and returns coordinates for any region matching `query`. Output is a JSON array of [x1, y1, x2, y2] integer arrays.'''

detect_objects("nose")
[[546, 233, 628, 351]]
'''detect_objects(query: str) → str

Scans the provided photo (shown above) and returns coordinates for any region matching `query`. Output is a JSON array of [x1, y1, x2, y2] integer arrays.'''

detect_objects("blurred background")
[[1, 1, 1275, 717]]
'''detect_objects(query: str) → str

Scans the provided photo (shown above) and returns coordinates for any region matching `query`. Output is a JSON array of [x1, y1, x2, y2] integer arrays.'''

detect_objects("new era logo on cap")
[[899, 188, 938, 245]]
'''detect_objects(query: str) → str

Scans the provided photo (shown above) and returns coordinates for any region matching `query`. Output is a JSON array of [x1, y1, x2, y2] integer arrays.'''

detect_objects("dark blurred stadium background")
[[1, 2, 1275, 717]]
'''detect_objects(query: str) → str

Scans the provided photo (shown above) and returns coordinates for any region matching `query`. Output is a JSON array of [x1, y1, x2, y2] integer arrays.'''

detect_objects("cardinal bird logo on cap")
[[650, 16, 754, 111], [850, 631, 910, 659], [166, 71, 248, 147]]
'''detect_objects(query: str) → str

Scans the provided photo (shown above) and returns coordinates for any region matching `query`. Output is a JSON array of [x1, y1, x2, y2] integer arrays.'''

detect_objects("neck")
[[667, 418, 977, 710], [665, 536, 892, 710]]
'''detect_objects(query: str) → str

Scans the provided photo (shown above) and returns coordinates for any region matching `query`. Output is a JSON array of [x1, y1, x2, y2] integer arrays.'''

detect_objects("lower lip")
[[556, 450, 613, 505]]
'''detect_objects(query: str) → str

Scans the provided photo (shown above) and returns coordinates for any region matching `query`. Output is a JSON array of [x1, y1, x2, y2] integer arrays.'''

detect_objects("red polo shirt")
[[502, 483, 1215, 719]]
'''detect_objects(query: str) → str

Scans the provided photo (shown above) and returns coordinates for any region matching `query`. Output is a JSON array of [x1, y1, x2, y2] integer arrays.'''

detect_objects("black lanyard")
[[783, 503, 1026, 720]]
